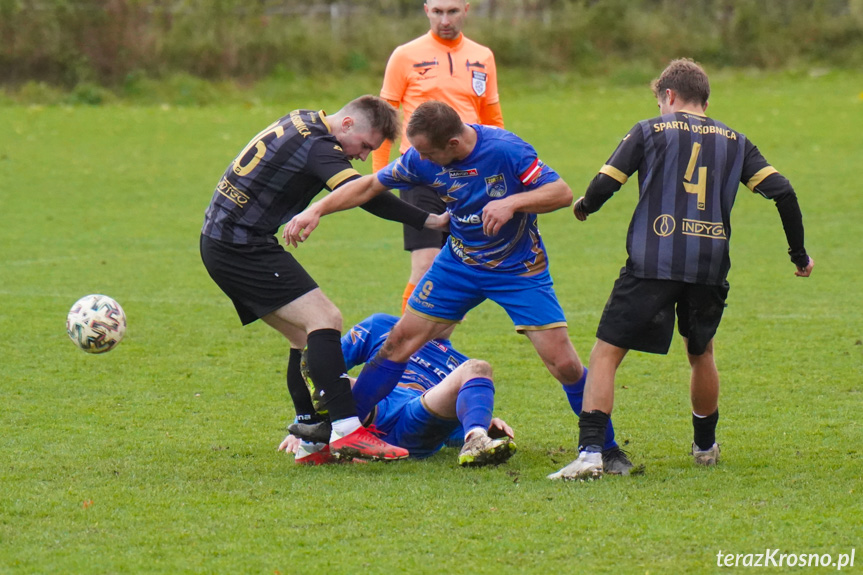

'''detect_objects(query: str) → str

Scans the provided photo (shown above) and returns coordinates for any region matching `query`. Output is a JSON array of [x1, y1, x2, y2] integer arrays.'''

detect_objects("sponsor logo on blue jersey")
[[449, 168, 478, 178], [452, 213, 482, 224]]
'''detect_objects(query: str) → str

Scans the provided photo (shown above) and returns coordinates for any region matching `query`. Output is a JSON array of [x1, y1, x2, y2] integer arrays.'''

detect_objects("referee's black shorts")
[[596, 268, 729, 356], [200, 235, 318, 325], [401, 185, 447, 252]]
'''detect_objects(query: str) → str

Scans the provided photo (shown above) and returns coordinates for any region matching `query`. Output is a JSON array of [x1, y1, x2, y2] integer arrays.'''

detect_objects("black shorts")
[[596, 268, 729, 356], [401, 186, 447, 252], [200, 235, 318, 325]]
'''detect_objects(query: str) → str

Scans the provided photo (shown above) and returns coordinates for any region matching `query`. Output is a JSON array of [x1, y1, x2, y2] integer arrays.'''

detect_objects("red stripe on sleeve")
[[519, 158, 541, 185]]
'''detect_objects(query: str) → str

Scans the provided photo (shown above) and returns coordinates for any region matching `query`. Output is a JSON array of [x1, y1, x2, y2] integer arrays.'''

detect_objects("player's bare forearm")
[[511, 179, 573, 214], [283, 175, 385, 246], [482, 179, 572, 236], [320, 174, 386, 215]]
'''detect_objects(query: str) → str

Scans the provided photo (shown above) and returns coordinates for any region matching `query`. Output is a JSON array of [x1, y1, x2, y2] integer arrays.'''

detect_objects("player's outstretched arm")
[[574, 173, 626, 222], [481, 179, 572, 236], [360, 190, 450, 233], [748, 170, 812, 278], [283, 174, 386, 246]]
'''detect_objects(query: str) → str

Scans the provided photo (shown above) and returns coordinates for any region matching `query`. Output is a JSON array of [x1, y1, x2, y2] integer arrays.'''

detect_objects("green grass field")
[[1, 70, 861, 574]]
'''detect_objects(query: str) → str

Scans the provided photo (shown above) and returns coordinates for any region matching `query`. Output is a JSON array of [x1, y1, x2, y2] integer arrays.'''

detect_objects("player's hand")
[[283, 209, 320, 247], [278, 433, 300, 454], [425, 211, 451, 233], [481, 199, 515, 236], [573, 196, 589, 221], [795, 256, 814, 277], [488, 418, 514, 440]]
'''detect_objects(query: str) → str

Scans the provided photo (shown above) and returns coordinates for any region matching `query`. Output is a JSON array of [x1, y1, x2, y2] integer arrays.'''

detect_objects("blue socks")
[[351, 356, 408, 422], [561, 368, 618, 451], [456, 377, 495, 435]]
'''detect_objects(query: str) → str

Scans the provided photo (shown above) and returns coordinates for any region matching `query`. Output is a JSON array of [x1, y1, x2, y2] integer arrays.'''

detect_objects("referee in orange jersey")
[[373, 0, 504, 312]]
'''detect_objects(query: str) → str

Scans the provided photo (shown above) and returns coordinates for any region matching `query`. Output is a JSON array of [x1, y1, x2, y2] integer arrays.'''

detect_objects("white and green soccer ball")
[[66, 294, 127, 353]]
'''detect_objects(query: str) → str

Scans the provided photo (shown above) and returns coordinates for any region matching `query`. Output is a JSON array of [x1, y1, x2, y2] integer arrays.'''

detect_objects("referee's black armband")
[[361, 191, 428, 230]]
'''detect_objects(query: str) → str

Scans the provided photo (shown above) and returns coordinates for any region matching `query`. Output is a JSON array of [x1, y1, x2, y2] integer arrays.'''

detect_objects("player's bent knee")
[[309, 305, 342, 332], [462, 358, 493, 380], [315, 293, 343, 327]]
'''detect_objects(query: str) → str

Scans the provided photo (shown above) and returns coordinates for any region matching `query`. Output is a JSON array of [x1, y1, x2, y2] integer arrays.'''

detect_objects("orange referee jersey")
[[379, 31, 501, 158]]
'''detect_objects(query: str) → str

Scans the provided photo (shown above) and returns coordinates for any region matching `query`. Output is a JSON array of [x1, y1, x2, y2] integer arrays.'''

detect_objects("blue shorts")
[[407, 246, 568, 332], [372, 386, 460, 459]]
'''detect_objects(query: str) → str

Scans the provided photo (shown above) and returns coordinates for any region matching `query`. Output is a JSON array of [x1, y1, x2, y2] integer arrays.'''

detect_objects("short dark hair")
[[651, 58, 710, 107], [343, 95, 400, 141], [406, 100, 463, 149]]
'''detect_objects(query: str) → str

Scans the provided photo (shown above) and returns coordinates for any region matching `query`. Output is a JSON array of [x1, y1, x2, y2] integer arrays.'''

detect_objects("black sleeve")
[[360, 191, 428, 230], [742, 140, 808, 268], [753, 173, 809, 268], [582, 173, 624, 213], [582, 123, 643, 213]]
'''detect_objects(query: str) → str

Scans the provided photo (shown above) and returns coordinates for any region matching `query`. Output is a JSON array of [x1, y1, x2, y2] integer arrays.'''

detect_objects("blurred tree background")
[[1, 0, 862, 100]]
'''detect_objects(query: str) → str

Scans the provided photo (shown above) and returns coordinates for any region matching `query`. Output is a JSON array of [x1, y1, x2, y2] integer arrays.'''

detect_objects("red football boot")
[[329, 426, 409, 461], [294, 442, 336, 466]]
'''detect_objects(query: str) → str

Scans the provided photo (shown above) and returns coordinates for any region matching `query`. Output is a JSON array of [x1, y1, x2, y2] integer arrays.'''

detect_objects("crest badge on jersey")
[[472, 71, 487, 97], [485, 174, 506, 198]]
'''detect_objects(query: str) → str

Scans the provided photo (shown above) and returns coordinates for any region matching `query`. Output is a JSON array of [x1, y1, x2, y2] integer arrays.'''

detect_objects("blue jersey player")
[[285, 100, 631, 475], [281, 313, 517, 467], [551, 59, 814, 481]]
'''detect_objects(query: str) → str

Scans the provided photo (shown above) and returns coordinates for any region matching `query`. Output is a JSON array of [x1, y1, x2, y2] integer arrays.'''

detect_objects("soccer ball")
[[66, 294, 127, 353]]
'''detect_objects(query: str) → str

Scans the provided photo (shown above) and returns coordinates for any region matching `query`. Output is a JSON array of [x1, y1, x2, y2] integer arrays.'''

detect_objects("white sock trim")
[[330, 416, 361, 440], [464, 427, 488, 441]]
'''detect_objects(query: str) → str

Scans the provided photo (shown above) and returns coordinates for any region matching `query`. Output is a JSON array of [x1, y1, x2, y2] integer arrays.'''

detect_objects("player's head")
[[651, 58, 710, 111], [406, 100, 464, 166], [425, 0, 469, 40], [332, 95, 400, 161]]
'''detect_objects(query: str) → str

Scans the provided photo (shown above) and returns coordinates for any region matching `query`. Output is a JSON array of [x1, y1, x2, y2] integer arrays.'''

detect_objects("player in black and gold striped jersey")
[[550, 59, 814, 481], [200, 95, 450, 461]]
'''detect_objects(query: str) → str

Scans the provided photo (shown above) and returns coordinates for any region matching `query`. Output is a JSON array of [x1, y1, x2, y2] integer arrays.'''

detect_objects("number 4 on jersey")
[[683, 142, 706, 210]]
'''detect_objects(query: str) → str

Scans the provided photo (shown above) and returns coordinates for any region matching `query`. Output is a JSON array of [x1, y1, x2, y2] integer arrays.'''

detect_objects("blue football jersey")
[[341, 314, 467, 392], [377, 125, 560, 276]]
